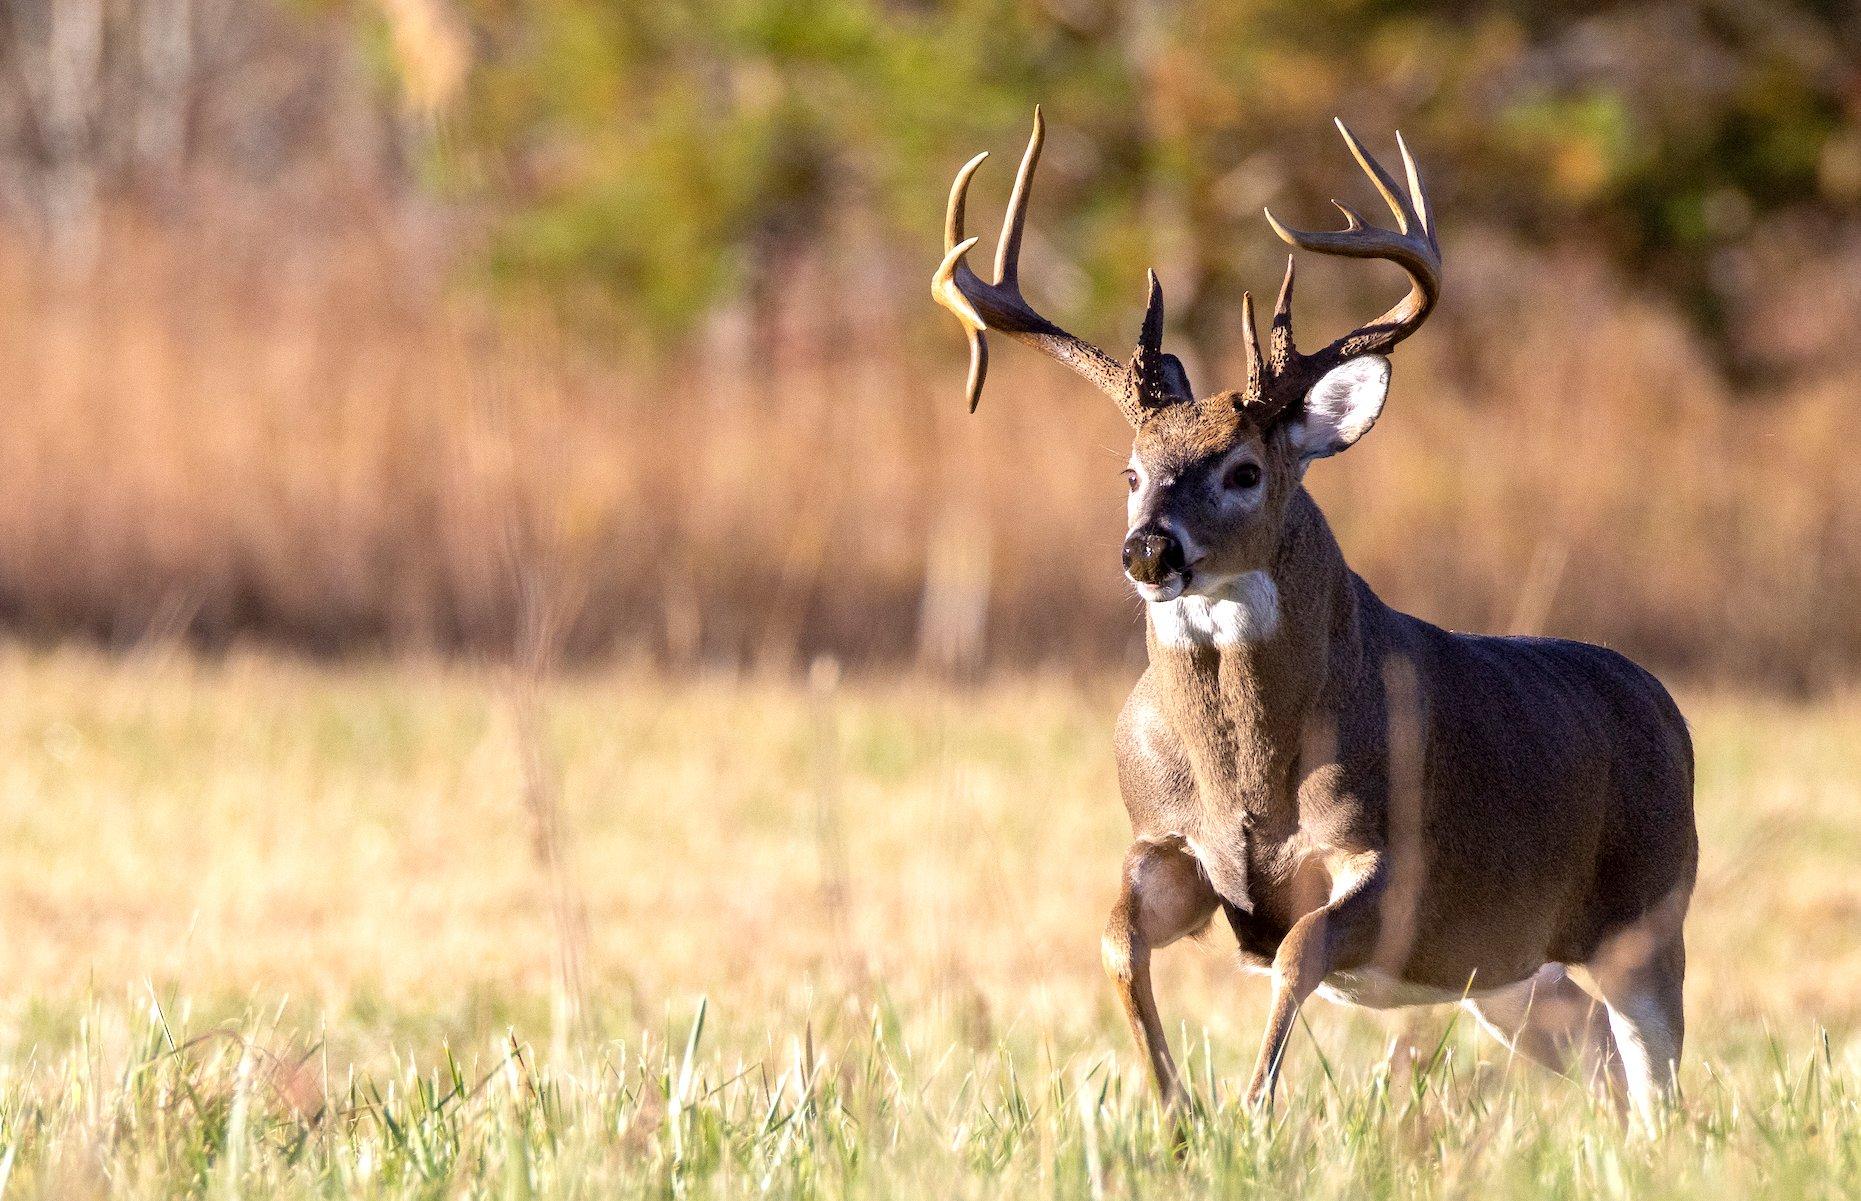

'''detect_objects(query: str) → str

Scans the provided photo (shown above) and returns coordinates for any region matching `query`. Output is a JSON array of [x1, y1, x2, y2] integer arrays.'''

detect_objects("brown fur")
[[934, 113, 1695, 1128], [1103, 396, 1697, 1125]]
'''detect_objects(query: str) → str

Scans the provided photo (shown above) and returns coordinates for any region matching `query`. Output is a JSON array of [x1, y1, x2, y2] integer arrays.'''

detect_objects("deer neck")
[[1143, 489, 1357, 822]]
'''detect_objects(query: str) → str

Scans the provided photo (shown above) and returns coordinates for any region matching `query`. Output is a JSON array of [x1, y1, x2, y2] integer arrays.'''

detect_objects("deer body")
[[1112, 492, 1695, 1115], [934, 112, 1697, 1128]]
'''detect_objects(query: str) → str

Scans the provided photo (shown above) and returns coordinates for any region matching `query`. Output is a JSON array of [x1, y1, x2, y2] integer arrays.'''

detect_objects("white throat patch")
[[1148, 571, 1281, 648]]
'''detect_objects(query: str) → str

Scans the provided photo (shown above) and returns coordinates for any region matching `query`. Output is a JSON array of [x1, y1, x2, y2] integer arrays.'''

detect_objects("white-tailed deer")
[[933, 111, 1697, 1128]]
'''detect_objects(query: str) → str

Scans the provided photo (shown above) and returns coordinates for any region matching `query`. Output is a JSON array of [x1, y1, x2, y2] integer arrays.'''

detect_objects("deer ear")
[[1287, 354, 1389, 467]]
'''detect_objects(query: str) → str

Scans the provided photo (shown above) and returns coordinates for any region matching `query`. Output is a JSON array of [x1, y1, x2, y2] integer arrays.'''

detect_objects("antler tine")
[[935, 152, 992, 410], [1136, 270, 1166, 359], [1260, 121, 1442, 371], [993, 106, 1042, 288], [1334, 118, 1417, 236], [1331, 200, 1370, 231], [1238, 290, 1262, 398], [1269, 256, 1295, 369], [931, 109, 1191, 424], [1396, 130, 1434, 246], [945, 151, 985, 253], [1128, 269, 1177, 411]]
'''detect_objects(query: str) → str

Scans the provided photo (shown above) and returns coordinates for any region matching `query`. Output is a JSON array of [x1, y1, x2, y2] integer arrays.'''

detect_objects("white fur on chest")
[[1147, 571, 1281, 648]]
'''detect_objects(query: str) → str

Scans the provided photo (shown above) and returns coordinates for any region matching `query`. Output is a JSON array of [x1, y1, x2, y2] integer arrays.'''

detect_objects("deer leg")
[[1243, 854, 1385, 1109], [1465, 963, 1626, 1105], [1102, 836, 1218, 1110], [1588, 926, 1686, 1133]]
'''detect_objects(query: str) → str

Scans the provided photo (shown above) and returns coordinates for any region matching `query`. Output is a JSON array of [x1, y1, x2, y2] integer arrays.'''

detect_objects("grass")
[[0, 646, 1856, 1196]]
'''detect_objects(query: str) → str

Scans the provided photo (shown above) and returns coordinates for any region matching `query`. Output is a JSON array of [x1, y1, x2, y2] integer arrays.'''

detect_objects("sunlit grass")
[[0, 647, 1854, 1196], [0, 991, 1856, 1197]]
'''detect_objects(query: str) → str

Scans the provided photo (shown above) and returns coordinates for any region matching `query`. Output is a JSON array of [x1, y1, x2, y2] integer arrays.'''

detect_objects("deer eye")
[[1122, 469, 1139, 492], [1227, 461, 1262, 490]]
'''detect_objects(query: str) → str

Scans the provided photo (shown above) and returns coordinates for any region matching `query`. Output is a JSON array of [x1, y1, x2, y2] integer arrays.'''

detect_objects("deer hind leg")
[[1588, 927, 1686, 1133], [1102, 836, 1218, 1110], [1465, 963, 1626, 1104]]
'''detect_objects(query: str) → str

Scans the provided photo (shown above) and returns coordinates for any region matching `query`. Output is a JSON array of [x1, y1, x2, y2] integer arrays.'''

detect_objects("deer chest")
[[1186, 821, 1350, 967]]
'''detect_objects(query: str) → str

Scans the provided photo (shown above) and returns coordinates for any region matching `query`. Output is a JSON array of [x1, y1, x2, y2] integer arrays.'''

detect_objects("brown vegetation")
[[0, 211, 1854, 686]]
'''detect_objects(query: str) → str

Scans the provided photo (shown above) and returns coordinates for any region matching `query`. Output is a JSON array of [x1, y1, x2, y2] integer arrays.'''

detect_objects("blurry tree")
[[413, 0, 1858, 373], [0, 0, 412, 246], [2, 0, 1856, 373]]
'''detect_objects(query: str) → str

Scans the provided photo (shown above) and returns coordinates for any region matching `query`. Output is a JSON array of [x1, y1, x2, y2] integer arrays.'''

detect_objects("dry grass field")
[[0, 646, 1854, 1196], [3, 4, 1859, 1195]]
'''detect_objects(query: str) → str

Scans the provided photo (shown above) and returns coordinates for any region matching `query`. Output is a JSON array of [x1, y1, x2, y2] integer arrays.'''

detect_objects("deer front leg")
[[1102, 835, 1219, 1110], [1243, 852, 1385, 1109]]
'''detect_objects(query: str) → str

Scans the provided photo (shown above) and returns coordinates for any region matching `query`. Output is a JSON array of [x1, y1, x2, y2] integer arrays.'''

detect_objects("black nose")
[[1122, 529, 1187, 584]]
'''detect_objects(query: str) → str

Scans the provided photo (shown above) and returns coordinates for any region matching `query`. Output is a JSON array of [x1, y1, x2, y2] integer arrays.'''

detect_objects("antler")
[[932, 108, 1191, 424], [1245, 120, 1442, 421]]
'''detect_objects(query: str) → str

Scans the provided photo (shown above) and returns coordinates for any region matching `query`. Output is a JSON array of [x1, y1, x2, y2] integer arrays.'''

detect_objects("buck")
[[933, 111, 1697, 1127]]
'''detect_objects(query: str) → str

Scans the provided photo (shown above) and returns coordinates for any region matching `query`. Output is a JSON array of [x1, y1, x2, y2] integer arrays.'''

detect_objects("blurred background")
[[1, 0, 1858, 685], [0, 7, 1857, 1189]]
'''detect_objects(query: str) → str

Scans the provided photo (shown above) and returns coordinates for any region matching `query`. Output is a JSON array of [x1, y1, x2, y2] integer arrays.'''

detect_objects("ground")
[[0, 647, 1855, 1197]]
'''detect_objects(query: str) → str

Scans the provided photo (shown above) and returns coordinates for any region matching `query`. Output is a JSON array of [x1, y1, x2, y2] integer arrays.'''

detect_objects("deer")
[[932, 110, 1697, 1130]]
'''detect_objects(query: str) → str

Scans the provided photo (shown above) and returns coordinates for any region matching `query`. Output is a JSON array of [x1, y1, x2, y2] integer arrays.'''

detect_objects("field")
[[4, 1, 1859, 1195], [0, 647, 1852, 1196]]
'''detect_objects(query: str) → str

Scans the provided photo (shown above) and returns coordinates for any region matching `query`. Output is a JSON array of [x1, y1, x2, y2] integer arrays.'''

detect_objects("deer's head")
[[934, 111, 1441, 604]]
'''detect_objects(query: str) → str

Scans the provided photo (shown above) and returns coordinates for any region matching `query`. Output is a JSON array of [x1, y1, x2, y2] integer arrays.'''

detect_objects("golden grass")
[[0, 646, 1854, 1037], [0, 648, 1855, 1195]]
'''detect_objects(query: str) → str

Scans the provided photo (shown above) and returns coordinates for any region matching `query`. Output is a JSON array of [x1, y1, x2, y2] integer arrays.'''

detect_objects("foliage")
[[422, 0, 1861, 358]]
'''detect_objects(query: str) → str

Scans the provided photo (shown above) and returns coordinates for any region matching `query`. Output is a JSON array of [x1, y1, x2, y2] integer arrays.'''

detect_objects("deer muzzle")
[[1122, 529, 1188, 589]]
